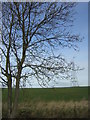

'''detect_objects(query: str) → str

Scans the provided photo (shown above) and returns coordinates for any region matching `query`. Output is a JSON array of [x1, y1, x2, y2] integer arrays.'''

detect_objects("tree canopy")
[[0, 2, 81, 87]]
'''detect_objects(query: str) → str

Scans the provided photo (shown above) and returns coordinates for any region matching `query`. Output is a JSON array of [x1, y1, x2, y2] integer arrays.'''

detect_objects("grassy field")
[[2, 86, 88, 103], [2, 86, 88, 118]]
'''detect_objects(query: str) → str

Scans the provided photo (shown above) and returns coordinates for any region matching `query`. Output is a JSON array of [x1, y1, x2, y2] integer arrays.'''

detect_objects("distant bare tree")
[[0, 2, 82, 118]]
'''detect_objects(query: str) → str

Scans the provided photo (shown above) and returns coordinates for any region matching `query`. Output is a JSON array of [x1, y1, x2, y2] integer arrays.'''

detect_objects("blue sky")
[[59, 3, 88, 86], [67, 2, 88, 86], [29, 2, 88, 88], [58, 2, 88, 87]]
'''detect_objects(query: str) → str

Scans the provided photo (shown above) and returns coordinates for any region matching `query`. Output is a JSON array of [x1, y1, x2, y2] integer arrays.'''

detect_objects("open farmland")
[[2, 87, 88, 118]]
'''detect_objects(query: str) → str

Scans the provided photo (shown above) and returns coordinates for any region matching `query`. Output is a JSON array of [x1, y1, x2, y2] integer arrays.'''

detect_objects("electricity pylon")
[[70, 58, 79, 87]]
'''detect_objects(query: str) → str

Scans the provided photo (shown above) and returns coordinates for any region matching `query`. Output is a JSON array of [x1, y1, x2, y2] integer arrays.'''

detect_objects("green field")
[[2, 87, 89, 118], [2, 86, 88, 103]]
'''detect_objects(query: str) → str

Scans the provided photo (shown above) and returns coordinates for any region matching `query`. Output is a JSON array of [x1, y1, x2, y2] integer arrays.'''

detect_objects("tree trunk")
[[9, 79, 20, 118], [8, 77, 12, 117]]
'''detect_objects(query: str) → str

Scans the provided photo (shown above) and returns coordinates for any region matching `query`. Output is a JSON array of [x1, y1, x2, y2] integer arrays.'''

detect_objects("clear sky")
[[57, 2, 88, 87], [73, 3, 88, 86], [29, 2, 88, 88], [66, 2, 88, 87]]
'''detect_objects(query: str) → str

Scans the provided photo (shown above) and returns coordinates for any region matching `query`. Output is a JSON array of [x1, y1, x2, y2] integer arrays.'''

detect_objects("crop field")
[[2, 87, 89, 118]]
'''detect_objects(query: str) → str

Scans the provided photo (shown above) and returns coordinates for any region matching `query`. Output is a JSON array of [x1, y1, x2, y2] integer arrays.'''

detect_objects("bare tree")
[[0, 2, 82, 118]]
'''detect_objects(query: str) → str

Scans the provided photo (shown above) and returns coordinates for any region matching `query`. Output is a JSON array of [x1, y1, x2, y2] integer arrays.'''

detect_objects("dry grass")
[[18, 100, 88, 109], [2, 100, 88, 118], [15, 100, 88, 118]]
